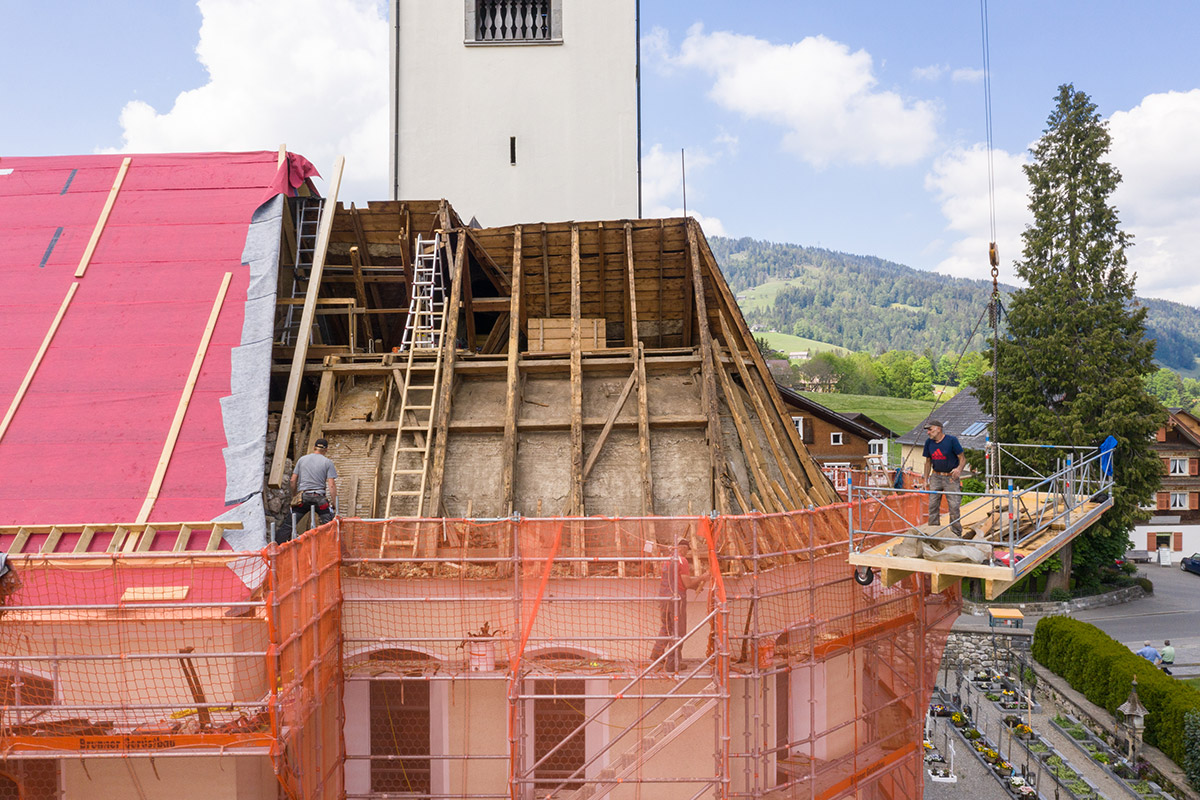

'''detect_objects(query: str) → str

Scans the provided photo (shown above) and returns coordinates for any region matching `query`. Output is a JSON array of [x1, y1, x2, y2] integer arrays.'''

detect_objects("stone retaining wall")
[[941, 630, 1033, 675], [962, 585, 1145, 616]]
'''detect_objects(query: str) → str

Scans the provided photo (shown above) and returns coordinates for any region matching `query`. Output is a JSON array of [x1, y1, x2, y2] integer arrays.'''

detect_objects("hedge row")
[[1032, 615, 1200, 770]]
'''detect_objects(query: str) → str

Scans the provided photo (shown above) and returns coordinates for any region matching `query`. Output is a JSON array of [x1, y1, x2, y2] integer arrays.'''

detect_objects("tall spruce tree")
[[978, 84, 1164, 591]]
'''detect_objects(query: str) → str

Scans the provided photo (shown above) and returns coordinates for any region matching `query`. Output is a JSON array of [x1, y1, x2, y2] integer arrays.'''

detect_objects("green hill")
[[754, 330, 848, 357], [799, 391, 933, 436], [712, 236, 1200, 374]]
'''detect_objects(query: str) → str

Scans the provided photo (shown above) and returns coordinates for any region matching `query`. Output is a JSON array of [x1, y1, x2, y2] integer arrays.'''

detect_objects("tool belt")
[[293, 491, 330, 512]]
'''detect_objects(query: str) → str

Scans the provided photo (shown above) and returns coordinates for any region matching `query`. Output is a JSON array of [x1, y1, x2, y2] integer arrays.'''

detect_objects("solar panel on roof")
[[962, 421, 988, 437]]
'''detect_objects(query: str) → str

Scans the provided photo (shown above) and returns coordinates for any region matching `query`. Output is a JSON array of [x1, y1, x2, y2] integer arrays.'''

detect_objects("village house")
[[1140, 407, 1200, 559]]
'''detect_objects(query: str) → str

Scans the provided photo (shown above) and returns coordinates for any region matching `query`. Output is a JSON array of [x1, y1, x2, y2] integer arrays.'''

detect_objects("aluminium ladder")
[[279, 198, 324, 345], [383, 234, 450, 525]]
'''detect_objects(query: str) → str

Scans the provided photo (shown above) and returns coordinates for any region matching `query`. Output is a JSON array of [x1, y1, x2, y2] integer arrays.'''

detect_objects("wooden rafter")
[[540, 223, 552, 317], [718, 313, 812, 508], [714, 342, 785, 512], [348, 246, 376, 346], [626, 223, 654, 514], [501, 226, 523, 513], [269, 156, 345, 487], [694, 227, 836, 506], [463, 228, 512, 292], [687, 220, 731, 513], [569, 224, 585, 518], [425, 233, 467, 518]]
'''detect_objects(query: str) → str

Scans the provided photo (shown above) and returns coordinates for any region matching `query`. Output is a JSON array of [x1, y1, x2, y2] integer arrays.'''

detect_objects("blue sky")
[[3, 0, 1199, 304]]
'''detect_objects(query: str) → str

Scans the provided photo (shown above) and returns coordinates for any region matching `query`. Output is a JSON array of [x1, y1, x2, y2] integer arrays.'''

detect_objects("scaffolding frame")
[[337, 499, 956, 800], [0, 500, 956, 800]]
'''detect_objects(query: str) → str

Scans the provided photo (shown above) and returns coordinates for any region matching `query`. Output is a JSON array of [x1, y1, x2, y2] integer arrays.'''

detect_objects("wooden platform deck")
[[848, 491, 1112, 599]]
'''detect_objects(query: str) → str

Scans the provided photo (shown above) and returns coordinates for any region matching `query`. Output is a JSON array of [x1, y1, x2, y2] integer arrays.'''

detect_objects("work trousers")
[[649, 596, 687, 671], [275, 493, 334, 544], [927, 472, 963, 535]]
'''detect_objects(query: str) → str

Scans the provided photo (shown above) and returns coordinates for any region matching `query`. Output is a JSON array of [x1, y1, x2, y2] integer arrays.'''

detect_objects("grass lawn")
[[798, 391, 933, 436], [1184, 677, 1200, 690], [736, 278, 806, 312], [755, 330, 849, 357]]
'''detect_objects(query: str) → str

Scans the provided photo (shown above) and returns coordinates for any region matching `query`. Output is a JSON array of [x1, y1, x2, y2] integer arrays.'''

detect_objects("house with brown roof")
[[1140, 407, 1200, 559], [775, 386, 893, 491], [895, 388, 992, 474]]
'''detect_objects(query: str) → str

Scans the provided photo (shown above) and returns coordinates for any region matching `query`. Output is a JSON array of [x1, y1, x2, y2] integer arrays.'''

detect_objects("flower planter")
[[928, 768, 958, 783], [1049, 714, 1164, 800], [465, 639, 496, 671]]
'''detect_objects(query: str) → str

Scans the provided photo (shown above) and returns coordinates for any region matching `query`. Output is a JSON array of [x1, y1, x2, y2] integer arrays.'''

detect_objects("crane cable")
[[980, 0, 1003, 489]]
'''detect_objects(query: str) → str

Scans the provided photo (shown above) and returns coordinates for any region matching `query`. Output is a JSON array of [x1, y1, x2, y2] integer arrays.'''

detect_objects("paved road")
[[952, 561, 1200, 674], [1073, 561, 1200, 673]]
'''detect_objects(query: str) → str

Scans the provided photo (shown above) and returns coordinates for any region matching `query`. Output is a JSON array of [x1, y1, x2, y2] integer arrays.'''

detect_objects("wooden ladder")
[[382, 238, 451, 533]]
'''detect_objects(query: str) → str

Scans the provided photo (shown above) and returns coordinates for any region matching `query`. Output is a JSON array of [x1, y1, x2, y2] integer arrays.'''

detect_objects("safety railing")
[[848, 442, 1115, 577]]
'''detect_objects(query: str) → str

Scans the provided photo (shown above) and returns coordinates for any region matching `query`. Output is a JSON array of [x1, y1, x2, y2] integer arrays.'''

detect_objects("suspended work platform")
[[848, 442, 1116, 599]]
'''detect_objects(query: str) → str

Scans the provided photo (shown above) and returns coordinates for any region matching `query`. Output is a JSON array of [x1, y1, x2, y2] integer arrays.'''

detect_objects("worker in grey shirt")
[[275, 438, 338, 544]]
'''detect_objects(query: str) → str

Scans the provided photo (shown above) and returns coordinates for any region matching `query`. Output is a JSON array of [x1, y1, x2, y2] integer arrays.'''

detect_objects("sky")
[[2, 0, 1199, 305]]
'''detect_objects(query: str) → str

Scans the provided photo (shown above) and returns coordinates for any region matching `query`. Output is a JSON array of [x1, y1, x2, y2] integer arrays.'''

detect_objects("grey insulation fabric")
[[214, 194, 284, 549]]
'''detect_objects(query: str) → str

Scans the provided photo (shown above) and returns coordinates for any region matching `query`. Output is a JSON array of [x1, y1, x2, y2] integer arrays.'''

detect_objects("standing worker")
[[922, 419, 964, 536], [276, 438, 338, 544], [1158, 640, 1175, 674], [649, 538, 707, 672]]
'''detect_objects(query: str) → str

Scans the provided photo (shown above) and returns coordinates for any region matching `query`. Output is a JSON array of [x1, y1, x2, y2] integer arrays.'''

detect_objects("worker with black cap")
[[276, 438, 339, 544], [922, 419, 964, 535]]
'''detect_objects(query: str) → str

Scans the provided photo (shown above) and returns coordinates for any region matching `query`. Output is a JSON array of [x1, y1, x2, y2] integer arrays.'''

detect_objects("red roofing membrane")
[[0, 152, 302, 536]]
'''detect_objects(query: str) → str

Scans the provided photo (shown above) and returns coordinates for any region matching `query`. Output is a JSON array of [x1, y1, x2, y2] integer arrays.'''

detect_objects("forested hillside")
[[710, 236, 1200, 373]]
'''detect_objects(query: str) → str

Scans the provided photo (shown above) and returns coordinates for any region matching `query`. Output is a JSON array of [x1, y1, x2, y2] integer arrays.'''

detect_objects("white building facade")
[[390, 0, 640, 225]]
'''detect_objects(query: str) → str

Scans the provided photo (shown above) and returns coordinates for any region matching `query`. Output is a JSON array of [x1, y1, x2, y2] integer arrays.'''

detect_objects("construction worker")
[[922, 419, 964, 535], [649, 538, 708, 672], [276, 438, 338, 544]]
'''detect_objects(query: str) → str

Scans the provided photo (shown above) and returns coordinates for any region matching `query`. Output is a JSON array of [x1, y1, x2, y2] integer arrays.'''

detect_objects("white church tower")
[[390, 0, 641, 225]]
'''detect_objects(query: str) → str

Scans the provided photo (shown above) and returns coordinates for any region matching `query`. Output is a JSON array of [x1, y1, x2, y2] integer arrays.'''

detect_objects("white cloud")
[[670, 25, 938, 168], [107, 0, 388, 203], [1109, 90, 1200, 306], [641, 26, 674, 74], [912, 63, 948, 81], [641, 143, 726, 235], [950, 67, 985, 84], [924, 143, 1031, 284], [926, 89, 1200, 307]]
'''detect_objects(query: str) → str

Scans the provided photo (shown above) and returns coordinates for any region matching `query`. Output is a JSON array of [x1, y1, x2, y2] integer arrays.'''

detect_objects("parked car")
[[1182, 553, 1200, 576]]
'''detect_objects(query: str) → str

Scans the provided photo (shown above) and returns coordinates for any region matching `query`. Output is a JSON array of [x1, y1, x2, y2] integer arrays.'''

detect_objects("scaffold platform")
[[848, 442, 1115, 600]]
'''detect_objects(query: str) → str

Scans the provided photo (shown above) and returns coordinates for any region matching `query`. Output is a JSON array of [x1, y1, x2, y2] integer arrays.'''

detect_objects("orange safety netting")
[[0, 494, 956, 800], [0, 552, 274, 752], [338, 494, 957, 800], [271, 523, 344, 800]]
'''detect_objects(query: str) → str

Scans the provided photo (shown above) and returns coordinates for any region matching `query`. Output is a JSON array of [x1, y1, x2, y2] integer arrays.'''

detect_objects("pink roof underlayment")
[[0, 151, 318, 549]]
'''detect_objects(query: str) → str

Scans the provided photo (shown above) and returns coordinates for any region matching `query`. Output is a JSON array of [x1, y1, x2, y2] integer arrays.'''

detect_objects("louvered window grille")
[[533, 679, 586, 789], [0, 760, 58, 800], [470, 0, 559, 42], [370, 678, 432, 795]]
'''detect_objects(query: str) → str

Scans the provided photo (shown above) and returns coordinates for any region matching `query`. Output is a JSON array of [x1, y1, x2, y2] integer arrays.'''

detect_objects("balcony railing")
[[474, 0, 554, 42]]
